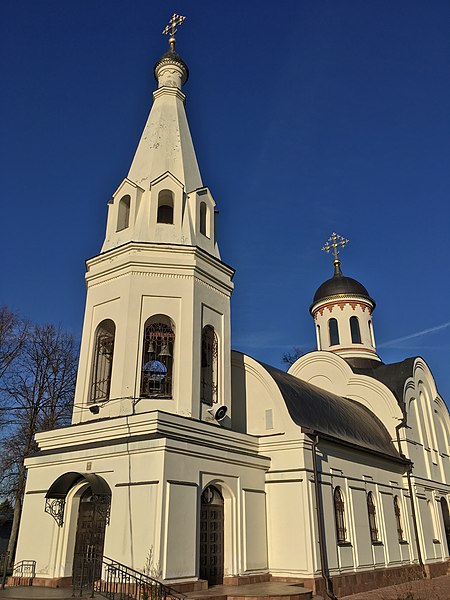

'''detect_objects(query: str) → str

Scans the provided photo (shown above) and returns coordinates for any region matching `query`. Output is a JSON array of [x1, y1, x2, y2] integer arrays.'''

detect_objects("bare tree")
[[0, 324, 78, 561], [0, 307, 28, 427], [281, 347, 304, 369]]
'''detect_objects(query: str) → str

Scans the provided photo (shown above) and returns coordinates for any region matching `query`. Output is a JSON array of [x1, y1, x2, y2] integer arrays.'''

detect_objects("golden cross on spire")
[[162, 13, 186, 37], [322, 233, 349, 275], [322, 232, 349, 260]]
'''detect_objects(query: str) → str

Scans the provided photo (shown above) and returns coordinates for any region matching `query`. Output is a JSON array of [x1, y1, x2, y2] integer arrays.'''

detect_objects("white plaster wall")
[[312, 298, 379, 361], [318, 440, 416, 575], [164, 483, 197, 579], [16, 411, 269, 583], [242, 490, 268, 572], [72, 244, 233, 425]]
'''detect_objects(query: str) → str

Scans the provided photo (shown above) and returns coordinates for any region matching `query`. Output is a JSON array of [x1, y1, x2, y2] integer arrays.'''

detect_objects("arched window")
[[157, 190, 174, 224], [334, 487, 347, 543], [394, 496, 404, 543], [350, 316, 361, 343], [329, 318, 340, 346], [368, 320, 375, 346], [367, 492, 379, 543], [117, 195, 131, 231], [201, 325, 218, 405], [90, 319, 115, 403], [200, 202, 208, 236], [141, 315, 175, 398], [316, 324, 321, 350]]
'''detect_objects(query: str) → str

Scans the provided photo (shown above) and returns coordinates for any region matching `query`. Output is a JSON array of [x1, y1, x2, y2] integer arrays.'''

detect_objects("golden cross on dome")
[[322, 232, 349, 261], [162, 13, 186, 37]]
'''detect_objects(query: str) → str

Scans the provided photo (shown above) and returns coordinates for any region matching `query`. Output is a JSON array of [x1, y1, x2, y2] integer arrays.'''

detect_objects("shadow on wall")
[[230, 353, 247, 435]]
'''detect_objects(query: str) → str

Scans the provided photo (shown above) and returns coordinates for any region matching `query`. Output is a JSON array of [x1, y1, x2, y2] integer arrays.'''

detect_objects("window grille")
[[141, 321, 174, 398], [367, 492, 379, 543], [201, 326, 218, 405], [334, 487, 347, 543], [90, 320, 115, 403], [394, 496, 404, 543]]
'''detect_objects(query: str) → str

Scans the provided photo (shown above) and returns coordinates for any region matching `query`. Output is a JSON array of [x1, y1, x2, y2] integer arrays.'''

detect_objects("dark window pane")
[[329, 318, 340, 346], [350, 316, 361, 343]]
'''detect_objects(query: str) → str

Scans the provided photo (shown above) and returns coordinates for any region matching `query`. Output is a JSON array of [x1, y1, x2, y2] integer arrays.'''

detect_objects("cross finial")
[[322, 232, 349, 275], [162, 13, 186, 38]]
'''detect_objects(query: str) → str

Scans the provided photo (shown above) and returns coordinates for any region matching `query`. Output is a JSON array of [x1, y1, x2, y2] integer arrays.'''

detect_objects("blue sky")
[[1, 1, 450, 402]]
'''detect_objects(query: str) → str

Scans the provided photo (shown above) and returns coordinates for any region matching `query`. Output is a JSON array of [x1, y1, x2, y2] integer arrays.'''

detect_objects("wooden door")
[[72, 488, 107, 586], [200, 486, 224, 586]]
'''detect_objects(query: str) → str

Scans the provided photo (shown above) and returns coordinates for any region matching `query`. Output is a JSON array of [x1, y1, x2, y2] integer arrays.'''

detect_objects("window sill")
[[433, 539, 441, 545], [399, 540, 409, 545], [337, 541, 352, 547], [371, 541, 384, 546]]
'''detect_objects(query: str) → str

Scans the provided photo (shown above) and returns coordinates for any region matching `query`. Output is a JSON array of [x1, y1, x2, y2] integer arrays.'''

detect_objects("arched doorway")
[[440, 497, 450, 555], [200, 485, 224, 585], [72, 487, 109, 586]]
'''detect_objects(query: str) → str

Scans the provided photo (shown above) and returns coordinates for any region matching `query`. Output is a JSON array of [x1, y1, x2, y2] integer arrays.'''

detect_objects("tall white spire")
[[101, 28, 219, 257], [127, 37, 202, 192]]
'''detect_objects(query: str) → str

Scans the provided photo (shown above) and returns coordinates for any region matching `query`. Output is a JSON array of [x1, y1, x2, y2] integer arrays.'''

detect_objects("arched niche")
[[116, 195, 131, 231], [157, 190, 174, 224]]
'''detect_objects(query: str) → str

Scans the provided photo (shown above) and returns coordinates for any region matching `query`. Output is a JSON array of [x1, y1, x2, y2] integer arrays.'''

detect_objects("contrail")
[[379, 321, 450, 348]]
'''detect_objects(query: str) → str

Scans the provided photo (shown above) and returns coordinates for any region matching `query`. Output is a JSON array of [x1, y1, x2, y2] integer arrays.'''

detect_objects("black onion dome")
[[154, 47, 189, 83], [311, 271, 375, 310]]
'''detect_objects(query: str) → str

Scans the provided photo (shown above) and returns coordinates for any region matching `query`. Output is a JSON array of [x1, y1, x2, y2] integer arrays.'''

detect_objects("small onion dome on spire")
[[154, 36, 189, 85], [310, 258, 376, 313]]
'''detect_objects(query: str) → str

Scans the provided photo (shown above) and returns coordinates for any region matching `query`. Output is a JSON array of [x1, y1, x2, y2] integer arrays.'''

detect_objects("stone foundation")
[[7, 561, 449, 598], [273, 560, 450, 597], [7, 576, 72, 588]]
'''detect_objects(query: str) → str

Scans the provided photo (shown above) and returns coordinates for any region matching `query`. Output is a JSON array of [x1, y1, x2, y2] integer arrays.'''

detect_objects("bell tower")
[[72, 16, 234, 425]]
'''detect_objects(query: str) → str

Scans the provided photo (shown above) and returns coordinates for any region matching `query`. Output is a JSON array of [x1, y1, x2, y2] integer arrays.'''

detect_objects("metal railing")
[[73, 555, 186, 600], [12, 559, 36, 579]]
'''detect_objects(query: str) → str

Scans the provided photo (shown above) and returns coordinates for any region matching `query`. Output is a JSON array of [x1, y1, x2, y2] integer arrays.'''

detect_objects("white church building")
[[14, 26, 450, 599]]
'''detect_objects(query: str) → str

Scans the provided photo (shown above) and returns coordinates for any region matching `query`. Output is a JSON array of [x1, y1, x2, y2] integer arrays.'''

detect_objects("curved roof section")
[[259, 361, 402, 461], [349, 357, 418, 414], [312, 273, 374, 307]]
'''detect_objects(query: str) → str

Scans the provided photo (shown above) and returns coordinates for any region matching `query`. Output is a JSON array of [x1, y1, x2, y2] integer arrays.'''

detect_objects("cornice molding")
[[87, 269, 231, 298], [313, 298, 373, 318]]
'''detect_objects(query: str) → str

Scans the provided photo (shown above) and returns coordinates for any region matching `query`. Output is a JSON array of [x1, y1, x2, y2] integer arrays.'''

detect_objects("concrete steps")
[[0, 584, 320, 600]]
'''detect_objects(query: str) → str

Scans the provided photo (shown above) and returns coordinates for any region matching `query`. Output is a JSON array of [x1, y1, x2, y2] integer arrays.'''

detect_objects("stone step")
[[184, 582, 313, 600]]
